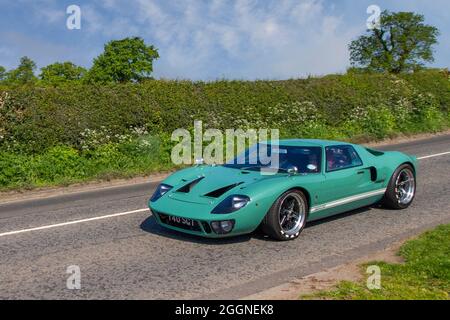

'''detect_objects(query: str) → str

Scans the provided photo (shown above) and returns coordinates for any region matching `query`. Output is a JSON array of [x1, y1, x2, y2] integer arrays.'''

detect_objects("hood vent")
[[176, 177, 204, 193], [204, 182, 244, 198]]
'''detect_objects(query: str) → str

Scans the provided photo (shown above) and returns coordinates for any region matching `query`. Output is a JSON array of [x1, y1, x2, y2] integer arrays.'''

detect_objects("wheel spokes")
[[398, 178, 411, 186], [395, 168, 415, 205], [287, 199, 295, 211], [278, 194, 305, 235], [280, 214, 287, 226]]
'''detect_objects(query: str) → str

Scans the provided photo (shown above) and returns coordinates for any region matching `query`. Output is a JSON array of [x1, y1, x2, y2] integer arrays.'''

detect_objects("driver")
[[326, 148, 336, 170], [307, 153, 319, 172]]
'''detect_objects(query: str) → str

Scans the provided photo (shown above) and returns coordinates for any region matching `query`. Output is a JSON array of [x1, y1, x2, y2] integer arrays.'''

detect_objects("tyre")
[[382, 164, 416, 209], [261, 190, 308, 241]]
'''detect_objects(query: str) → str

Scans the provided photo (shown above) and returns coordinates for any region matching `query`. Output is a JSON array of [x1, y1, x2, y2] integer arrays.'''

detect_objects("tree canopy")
[[40, 62, 87, 85], [0, 66, 6, 81], [349, 11, 439, 73], [87, 37, 159, 83], [5, 56, 37, 84]]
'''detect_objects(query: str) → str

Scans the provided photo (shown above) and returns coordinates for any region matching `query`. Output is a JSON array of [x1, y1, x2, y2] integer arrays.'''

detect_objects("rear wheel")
[[261, 190, 308, 241], [382, 164, 416, 209]]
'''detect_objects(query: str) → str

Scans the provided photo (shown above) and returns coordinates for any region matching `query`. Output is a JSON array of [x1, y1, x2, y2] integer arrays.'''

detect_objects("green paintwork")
[[148, 139, 418, 238]]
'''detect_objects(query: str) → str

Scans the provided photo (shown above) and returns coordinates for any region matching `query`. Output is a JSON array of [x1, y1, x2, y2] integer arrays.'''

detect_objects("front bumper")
[[151, 210, 233, 238], [148, 198, 262, 238]]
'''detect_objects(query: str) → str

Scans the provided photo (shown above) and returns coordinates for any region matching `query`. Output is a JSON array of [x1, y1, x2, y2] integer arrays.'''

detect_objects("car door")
[[311, 145, 377, 219]]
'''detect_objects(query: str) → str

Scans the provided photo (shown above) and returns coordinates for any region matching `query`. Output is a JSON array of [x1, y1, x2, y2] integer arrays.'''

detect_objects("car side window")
[[285, 146, 322, 174], [326, 145, 363, 172]]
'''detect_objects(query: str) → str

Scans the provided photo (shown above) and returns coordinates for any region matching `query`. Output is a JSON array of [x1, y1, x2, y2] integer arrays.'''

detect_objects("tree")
[[40, 62, 87, 85], [0, 66, 6, 82], [349, 11, 439, 73], [87, 37, 159, 83], [6, 56, 37, 84]]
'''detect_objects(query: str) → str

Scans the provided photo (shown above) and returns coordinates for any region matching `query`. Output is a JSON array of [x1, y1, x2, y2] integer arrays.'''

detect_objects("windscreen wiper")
[[240, 166, 264, 171]]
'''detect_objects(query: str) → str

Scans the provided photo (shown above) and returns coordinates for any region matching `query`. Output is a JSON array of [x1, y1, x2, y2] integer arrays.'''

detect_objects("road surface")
[[0, 135, 449, 299]]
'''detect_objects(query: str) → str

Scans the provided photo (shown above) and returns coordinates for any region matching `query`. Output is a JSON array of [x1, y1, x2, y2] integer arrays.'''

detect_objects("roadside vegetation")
[[0, 10, 448, 191], [301, 224, 450, 300], [0, 70, 449, 191]]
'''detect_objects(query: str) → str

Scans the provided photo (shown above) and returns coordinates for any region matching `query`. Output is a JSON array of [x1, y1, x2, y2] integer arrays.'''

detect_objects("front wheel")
[[261, 190, 308, 241], [382, 164, 416, 209]]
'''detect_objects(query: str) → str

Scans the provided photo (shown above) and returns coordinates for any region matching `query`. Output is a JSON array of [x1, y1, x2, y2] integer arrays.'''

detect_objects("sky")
[[0, 0, 449, 80]]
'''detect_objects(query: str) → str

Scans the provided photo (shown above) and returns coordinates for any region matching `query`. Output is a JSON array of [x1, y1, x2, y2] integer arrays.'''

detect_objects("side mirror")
[[287, 166, 298, 176]]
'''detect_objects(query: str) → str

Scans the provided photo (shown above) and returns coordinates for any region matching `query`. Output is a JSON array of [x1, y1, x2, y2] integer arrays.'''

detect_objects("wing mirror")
[[195, 158, 204, 166], [287, 166, 299, 176]]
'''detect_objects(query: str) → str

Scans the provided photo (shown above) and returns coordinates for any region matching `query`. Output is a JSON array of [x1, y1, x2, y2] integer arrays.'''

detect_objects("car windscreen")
[[223, 144, 322, 174]]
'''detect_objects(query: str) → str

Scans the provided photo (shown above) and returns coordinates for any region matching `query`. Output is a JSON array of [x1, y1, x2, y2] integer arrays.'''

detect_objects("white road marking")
[[417, 151, 450, 160], [0, 150, 449, 238], [0, 208, 148, 238]]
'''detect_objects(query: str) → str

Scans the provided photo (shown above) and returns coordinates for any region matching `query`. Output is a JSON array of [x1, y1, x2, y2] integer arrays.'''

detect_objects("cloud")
[[1, 0, 447, 79], [131, 0, 359, 79], [74, 3, 138, 39]]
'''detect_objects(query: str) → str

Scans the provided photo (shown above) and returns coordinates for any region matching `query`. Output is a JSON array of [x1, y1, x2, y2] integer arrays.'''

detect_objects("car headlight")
[[211, 195, 250, 214], [150, 184, 173, 202]]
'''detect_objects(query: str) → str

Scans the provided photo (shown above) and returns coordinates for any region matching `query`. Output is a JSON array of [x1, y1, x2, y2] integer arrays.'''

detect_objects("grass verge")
[[301, 224, 450, 300]]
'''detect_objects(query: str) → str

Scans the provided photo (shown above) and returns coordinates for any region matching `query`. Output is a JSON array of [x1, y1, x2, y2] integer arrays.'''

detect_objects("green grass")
[[301, 224, 450, 300], [0, 135, 177, 192]]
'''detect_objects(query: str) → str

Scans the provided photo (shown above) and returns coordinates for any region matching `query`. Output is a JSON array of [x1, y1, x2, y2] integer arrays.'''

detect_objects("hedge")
[[1, 70, 449, 154], [0, 70, 449, 189]]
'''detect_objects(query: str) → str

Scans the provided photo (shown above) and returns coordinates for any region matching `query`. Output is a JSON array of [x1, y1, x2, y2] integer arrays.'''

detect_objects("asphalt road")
[[0, 135, 449, 299]]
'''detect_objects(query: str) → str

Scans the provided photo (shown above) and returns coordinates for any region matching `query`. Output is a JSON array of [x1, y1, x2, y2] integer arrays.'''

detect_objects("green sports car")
[[149, 139, 417, 241]]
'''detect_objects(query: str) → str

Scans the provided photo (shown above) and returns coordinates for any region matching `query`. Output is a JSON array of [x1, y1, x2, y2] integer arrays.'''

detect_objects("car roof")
[[263, 139, 354, 148]]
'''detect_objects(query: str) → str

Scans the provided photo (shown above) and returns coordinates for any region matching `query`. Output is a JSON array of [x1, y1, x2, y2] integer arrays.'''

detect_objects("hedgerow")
[[0, 70, 449, 189]]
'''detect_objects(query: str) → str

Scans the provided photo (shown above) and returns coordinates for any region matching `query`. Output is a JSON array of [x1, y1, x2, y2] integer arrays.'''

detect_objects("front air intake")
[[204, 182, 244, 198], [176, 177, 204, 193]]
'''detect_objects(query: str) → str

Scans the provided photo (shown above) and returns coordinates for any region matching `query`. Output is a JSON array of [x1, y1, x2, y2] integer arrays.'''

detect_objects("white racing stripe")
[[0, 208, 149, 238], [310, 188, 387, 213], [417, 151, 450, 160], [0, 150, 449, 238]]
